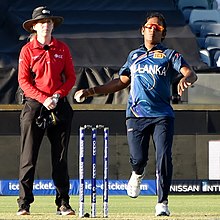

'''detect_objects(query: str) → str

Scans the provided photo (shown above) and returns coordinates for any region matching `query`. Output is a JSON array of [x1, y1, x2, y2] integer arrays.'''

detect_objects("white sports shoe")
[[127, 171, 144, 198], [155, 202, 170, 216]]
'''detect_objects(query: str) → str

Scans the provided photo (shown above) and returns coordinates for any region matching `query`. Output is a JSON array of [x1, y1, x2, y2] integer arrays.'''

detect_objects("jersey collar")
[[140, 43, 165, 52], [30, 36, 57, 49]]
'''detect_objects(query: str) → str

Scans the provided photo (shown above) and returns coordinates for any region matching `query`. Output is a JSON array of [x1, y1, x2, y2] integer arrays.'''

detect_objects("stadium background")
[[0, 0, 219, 185]]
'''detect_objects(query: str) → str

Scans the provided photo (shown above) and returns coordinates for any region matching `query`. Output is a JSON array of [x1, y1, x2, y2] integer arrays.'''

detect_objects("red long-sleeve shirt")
[[18, 36, 76, 104]]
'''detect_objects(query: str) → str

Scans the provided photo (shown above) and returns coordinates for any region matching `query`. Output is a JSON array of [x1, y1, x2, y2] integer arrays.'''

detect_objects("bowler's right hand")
[[74, 89, 86, 103]]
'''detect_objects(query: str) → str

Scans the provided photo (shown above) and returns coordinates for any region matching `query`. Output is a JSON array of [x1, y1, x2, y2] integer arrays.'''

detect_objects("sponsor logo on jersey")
[[54, 54, 63, 59], [153, 50, 166, 59], [131, 53, 138, 60]]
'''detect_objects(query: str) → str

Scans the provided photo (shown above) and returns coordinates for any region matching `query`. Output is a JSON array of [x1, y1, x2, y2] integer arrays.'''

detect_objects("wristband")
[[52, 94, 60, 104], [86, 87, 96, 96]]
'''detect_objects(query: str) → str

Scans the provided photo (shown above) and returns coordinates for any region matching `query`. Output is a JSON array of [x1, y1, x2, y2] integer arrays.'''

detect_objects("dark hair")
[[141, 12, 167, 40]]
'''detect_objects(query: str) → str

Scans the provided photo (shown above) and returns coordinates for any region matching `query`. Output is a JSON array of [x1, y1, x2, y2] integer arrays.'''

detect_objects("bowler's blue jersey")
[[119, 44, 189, 118]]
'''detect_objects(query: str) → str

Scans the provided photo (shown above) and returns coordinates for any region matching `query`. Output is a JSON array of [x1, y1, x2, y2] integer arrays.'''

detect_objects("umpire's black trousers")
[[17, 97, 73, 207]]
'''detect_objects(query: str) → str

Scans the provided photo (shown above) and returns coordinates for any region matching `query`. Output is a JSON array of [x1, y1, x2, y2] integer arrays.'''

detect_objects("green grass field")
[[0, 195, 220, 219]]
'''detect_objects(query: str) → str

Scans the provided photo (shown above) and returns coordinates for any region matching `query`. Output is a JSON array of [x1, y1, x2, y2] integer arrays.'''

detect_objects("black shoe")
[[56, 204, 75, 216], [17, 204, 30, 215]]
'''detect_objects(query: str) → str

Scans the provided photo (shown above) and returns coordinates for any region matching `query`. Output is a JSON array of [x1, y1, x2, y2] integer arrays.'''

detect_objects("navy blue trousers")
[[126, 117, 174, 203]]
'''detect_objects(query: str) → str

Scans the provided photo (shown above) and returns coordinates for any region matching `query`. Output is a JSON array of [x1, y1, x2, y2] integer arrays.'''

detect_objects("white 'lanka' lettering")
[[131, 64, 166, 76]]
